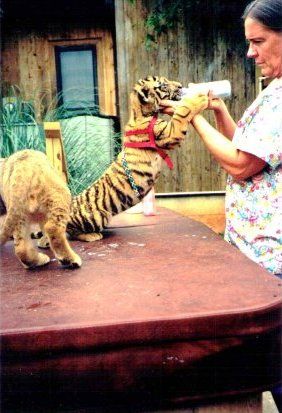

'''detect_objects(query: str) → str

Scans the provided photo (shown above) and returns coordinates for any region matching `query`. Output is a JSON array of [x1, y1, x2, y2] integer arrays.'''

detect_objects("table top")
[[1, 208, 281, 355]]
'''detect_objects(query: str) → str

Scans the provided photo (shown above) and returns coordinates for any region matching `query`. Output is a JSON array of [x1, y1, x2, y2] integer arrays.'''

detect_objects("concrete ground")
[[155, 193, 226, 234]]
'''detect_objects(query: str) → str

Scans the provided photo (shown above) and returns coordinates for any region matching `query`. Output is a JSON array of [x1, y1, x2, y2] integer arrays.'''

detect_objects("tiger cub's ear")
[[134, 83, 151, 103]]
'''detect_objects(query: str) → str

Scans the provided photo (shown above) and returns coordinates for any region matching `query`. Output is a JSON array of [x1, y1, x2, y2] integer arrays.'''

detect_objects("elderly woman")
[[185, 2, 282, 408], [163, 0, 282, 277], [192, 0, 282, 277]]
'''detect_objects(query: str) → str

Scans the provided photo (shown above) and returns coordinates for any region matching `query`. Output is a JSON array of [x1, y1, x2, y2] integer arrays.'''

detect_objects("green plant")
[[145, 0, 183, 49], [59, 113, 121, 195], [0, 86, 45, 157], [126, 0, 204, 49], [0, 85, 121, 195]]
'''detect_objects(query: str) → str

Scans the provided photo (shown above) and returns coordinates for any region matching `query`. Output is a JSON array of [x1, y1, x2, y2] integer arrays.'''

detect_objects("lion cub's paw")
[[0, 231, 9, 245], [23, 253, 51, 269], [59, 252, 82, 269]]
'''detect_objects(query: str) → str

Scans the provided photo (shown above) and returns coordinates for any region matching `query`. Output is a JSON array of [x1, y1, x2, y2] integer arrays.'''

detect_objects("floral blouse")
[[225, 78, 282, 275]]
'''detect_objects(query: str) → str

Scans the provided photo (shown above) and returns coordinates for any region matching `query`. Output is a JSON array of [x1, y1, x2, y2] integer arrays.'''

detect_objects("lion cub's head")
[[130, 75, 182, 118]]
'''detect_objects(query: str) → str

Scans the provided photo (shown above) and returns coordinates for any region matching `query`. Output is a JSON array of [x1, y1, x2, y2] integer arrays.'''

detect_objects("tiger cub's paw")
[[37, 235, 50, 249], [75, 232, 103, 242], [31, 231, 50, 248], [31, 230, 43, 239]]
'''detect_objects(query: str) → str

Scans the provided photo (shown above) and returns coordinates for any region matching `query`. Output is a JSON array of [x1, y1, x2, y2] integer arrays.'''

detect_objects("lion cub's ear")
[[134, 84, 151, 103]]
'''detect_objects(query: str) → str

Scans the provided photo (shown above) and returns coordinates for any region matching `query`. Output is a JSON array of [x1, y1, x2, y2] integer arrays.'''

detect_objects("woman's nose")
[[247, 44, 258, 58]]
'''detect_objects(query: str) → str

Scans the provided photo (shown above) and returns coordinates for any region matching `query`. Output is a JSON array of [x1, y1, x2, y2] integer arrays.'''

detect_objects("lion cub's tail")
[[0, 210, 15, 245], [28, 193, 40, 215]]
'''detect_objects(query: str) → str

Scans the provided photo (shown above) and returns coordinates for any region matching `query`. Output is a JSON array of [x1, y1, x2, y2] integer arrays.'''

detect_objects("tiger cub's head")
[[130, 75, 182, 118]]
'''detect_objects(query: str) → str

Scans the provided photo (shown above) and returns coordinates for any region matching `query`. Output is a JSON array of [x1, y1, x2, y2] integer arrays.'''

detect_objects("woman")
[[183, 3, 282, 407], [163, 0, 282, 277]]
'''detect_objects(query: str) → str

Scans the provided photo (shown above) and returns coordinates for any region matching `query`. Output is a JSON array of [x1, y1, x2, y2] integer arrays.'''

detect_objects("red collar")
[[123, 114, 174, 169]]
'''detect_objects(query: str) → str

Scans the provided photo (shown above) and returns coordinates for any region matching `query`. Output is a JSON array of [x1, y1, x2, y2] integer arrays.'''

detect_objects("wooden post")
[[44, 121, 68, 183]]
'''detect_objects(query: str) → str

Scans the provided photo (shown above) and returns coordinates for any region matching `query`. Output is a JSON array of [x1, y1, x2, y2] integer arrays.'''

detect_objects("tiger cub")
[[0, 149, 81, 269], [67, 75, 208, 242]]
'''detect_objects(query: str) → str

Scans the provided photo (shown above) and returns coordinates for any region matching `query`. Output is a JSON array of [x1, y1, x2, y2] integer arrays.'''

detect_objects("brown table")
[[1, 208, 281, 412]]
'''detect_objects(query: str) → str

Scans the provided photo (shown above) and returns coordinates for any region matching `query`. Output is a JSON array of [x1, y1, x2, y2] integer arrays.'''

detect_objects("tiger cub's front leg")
[[156, 94, 208, 148], [37, 233, 50, 249], [33, 227, 100, 246], [30, 224, 50, 249], [31, 223, 50, 249]]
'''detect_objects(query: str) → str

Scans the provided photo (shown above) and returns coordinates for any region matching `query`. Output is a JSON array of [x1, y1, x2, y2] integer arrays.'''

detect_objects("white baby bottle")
[[181, 80, 232, 99]]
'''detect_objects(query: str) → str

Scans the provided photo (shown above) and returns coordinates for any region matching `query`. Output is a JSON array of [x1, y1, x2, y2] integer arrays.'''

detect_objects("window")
[[55, 45, 99, 112]]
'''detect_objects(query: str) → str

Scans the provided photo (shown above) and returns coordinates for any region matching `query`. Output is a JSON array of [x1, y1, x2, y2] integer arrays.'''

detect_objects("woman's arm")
[[208, 98, 237, 140], [161, 96, 237, 139], [192, 114, 266, 180]]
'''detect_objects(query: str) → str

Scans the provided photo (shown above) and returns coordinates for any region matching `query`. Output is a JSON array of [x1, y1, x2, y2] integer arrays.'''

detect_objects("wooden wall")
[[2, 0, 256, 193], [115, 0, 256, 193], [2, 26, 116, 119]]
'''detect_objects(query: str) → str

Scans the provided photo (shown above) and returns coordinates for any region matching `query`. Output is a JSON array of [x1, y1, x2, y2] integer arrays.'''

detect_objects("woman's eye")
[[246, 39, 263, 46], [253, 39, 263, 45]]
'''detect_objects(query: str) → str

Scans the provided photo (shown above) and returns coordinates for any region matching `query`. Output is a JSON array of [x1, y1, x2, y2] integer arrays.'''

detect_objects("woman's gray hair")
[[243, 0, 282, 32]]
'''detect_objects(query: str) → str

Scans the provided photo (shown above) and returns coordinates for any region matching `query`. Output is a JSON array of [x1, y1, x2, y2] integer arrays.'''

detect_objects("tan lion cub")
[[0, 149, 81, 269]]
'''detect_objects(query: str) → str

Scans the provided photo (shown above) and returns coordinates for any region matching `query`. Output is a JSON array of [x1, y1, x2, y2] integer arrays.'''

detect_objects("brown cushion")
[[1, 208, 281, 410]]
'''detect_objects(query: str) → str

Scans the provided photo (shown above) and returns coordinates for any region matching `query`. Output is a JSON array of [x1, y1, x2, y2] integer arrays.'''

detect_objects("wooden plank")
[[115, 0, 130, 127], [44, 122, 68, 182], [1, 38, 20, 89], [45, 133, 54, 165], [103, 30, 117, 115]]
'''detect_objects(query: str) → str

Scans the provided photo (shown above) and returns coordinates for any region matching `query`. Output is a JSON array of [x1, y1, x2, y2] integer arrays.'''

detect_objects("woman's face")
[[244, 17, 282, 78]]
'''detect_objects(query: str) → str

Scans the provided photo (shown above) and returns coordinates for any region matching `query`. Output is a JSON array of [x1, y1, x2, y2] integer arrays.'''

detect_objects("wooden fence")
[[115, 0, 255, 192], [2, 0, 256, 193]]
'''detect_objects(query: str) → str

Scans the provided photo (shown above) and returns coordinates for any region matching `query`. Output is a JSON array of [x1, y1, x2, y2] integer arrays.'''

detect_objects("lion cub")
[[0, 149, 81, 269]]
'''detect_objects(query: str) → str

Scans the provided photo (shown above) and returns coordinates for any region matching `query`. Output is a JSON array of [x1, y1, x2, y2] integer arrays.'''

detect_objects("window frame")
[[55, 44, 99, 112]]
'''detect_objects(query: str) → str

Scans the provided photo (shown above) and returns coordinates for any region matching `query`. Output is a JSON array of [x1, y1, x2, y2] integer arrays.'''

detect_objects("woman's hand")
[[187, 84, 224, 113], [207, 91, 225, 112]]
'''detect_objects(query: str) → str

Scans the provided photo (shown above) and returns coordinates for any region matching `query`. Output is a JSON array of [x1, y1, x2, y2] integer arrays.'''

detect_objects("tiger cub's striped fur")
[[67, 76, 208, 241]]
